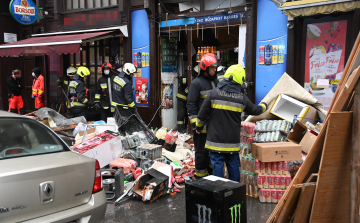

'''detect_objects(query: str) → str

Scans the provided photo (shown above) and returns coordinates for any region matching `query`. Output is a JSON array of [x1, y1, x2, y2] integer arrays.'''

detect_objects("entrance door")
[[22, 58, 36, 112]]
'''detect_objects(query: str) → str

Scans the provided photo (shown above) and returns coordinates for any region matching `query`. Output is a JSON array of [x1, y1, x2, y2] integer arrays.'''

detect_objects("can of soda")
[[274, 175, 280, 189], [277, 190, 284, 201], [257, 174, 263, 189], [286, 175, 292, 188], [283, 161, 289, 174], [134, 53, 138, 67], [260, 162, 265, 173], [259, 46, 265, 65], [146, 52, 149, 67], [137, 51, 142, 68], [272, 45, 278, 65], [255, 160, 260, 173], [280, 175, 286, 189], [278, 45, 284, 64], [271, 189, 278, 203], [264, 189, 271, 203], [263, 174, 268, 189], [277, 162, 283, 175], [260, 189, 265, 202], [272, 162, 278, 174], [142, 52, 146, 67], [266, 162, 272, 175], [265, 44, 272, 65], [268, 175, 274, 189]]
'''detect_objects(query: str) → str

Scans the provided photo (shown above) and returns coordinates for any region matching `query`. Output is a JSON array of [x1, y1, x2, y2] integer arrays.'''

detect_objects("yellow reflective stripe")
[[95, 96, 100, 99], [196, 120, 204, 127], [190, 118, 197, 124], [177, 121, 184, 124], [69, 83, 77, 88], [128, 102, 135, 107], [182, 78, 186, 84], [200, 94, 207, 99], [114, 78, 124, 87], [205, 144, 240, 152], [73, 102, 87, 107], [101, 86, 107, 89], [112, 101, 128, 107], [211, 104, 244, 113], [111, 107, 115, 112], [195, 171, 208, 177], [260, 103, 266, 112], [82, 98, 88, 103], [64, 80, 69, 85], [38, 89, 44, 95], [201, 129, 207, 133], [176, 93, 187, 100]]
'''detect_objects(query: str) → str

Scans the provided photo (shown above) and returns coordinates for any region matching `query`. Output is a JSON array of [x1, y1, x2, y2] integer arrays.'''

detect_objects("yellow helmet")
[[224, 64, 246, 85], [77, 66, 90, 77]]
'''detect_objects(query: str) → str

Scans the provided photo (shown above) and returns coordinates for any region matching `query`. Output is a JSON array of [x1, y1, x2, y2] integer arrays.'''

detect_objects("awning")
[[0, 31, 112, 57], [279, 0, 360, 18]]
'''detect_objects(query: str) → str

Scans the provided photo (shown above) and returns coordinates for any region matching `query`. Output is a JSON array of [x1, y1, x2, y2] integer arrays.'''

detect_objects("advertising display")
[[304, 21, 347, 110], [135, 78, 149, 104], [9, 0, 38, 25]]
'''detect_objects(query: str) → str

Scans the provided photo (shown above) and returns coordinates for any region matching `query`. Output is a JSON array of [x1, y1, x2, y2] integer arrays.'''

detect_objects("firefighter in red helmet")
[[187, 53, 221, 178], [95, 62, 117, 121]]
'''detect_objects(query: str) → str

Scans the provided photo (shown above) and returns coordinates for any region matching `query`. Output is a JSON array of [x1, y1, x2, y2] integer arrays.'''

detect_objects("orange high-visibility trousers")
[[8, 95, 24, 114]]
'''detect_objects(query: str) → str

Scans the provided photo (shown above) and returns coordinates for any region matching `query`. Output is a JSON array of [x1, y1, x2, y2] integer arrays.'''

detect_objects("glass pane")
[[73, 0, 79, 9], [89, 85, 96, 102], [97, 47, 102, 65], [90, 48, 95, 65], [80, 0, 85, 8], [105, 46, 109, 63], [87, 0, 93, 8], [82, 50, 87, 66], [66, 0, 72, 10], [97, 67, 102, 79], [95, 0, 101, 8], [76, 53, 81, 66], [70, 54, 74, 66], [110, 0, 117, 5], [90, 67, 96, 85], [102, 0, 109, 7]]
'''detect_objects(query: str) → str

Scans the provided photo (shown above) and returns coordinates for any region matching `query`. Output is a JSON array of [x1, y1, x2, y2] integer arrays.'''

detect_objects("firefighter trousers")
[[8, 95, 24, 115], [177, 99, 187, 133], [100, 108, 113, 122], [210, 152, 240, 182], [68, 107, 87, 119], [193, 132, 211, 178]]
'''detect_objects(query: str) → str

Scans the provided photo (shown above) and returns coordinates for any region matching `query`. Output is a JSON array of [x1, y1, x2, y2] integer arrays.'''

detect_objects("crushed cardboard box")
[[287, 121, 318, 154]]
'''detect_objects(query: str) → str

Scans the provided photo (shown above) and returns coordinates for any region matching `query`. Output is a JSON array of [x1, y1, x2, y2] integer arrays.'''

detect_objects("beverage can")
[[266, 162, 272, 175], [277, 190, 284, 201], [265, 44, 272, 65], [277, 162, 283, 175], [274, 175, 280, 189], [146, 52, 149, 67], [133, 53, 138, 67], [283, 161, 289, 174], [264, 189, 271, 203], [271, 189, 278, 203], [280, 175, 286, 189], [260, 189, 265, 202], [260, 162, 265, 173], [268, 174, 274, 189], [263, 174, 268, 189], [142, 52, 146, 67], [259, 46, 265, 65], [272, 45, 278, 65], [255, 160, 260, 173], [137, 51, 142, 68], [278, 45, 284, 64], [257, 174, 263, 188], [285, 175, 291, 188], [272, 162, 278, 174]]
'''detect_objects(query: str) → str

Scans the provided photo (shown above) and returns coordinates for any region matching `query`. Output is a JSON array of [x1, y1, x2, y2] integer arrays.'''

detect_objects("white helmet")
[[123, 63, 137, 75], [67, 67, 77, 76]]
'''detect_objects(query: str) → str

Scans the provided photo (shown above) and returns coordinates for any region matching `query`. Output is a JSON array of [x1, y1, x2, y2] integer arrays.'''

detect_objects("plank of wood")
[[292, 183, 316, 223], [305, 174, 318, 183], [274, 184, 302, 223], [310, 112, 353, 223], [350, 79, 360, 222], [346, 91, 355, 111], [50, 121, 94, 132]]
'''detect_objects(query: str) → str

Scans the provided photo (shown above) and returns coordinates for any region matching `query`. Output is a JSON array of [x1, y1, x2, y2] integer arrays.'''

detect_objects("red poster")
[[135, 78, 149, 104], [304, 20, 347, 111]]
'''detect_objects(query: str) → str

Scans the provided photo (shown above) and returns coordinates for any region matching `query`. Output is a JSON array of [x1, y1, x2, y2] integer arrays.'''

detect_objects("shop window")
[[70, 54, 74, 66], [90, 67, 96, 85], [76, 53, 81, 66], [90, 47, 95, 65], [82, 50, 87, 66], [105, 46, 110, 64]]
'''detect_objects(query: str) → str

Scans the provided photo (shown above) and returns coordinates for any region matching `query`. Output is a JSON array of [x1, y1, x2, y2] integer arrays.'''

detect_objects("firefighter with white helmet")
[[57, 67, 76, 114]]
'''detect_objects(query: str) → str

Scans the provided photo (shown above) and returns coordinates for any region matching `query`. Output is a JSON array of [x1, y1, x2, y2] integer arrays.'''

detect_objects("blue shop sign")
[[9, 0, 38, 25], [195, 13, 245, 24]]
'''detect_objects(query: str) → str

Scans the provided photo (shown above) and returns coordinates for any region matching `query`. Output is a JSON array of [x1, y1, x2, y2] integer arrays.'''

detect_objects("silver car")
[[0, 111, 107, 222]]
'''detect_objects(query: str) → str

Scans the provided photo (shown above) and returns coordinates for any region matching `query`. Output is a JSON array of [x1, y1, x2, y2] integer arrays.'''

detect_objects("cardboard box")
[[298, 106, 321, 125], [270, 94, 309, 122], [132, 168, 169, 203], [252, 142, 302, 162], [72, 130, 122, 167], [287, 121, 318, 153]]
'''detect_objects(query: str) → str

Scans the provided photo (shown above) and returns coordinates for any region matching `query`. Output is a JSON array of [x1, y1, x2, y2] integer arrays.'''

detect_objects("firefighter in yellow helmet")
[[195, 64, 268, 182], [67, 66, 92, 119]]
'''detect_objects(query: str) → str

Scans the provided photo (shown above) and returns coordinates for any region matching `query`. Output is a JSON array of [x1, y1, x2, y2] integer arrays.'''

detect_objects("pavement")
[[104, 189, 276, 223]]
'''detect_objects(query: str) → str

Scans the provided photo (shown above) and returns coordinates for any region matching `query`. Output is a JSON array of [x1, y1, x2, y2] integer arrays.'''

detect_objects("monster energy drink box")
[[185, 176, 246, 223]]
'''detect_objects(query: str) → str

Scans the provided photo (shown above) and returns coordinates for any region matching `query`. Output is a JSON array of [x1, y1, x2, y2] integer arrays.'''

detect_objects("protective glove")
[[31, 95, 35, 99], [38, 96, 42, 99], [95, 103, 101, 111]]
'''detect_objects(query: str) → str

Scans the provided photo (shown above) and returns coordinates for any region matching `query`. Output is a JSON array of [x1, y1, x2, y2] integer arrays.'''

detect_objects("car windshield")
[[0, 117, 68, 160]]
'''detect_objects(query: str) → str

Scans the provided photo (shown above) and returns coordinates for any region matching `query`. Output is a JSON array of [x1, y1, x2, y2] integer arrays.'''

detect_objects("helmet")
[[123, 63, 137, 75], [102, 62, 113, 71], [200, 53, 221, 71], [77, 66, 90, 77], [193, 65, 200, 74], [67, 67, 77, 76], [224, 64, 246, 85]]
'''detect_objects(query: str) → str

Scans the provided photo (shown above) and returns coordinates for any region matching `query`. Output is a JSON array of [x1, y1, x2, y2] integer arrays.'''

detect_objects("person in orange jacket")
[[32, 67, 45, 109]]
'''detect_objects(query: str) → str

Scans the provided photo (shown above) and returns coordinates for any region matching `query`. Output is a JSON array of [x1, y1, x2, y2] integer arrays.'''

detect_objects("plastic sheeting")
[[35, 107, 86, 126]]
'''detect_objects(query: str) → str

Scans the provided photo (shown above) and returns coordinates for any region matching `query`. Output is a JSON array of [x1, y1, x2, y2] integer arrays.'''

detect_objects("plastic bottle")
[[197, 47, 201, 62], [200, 47, 204, 59]]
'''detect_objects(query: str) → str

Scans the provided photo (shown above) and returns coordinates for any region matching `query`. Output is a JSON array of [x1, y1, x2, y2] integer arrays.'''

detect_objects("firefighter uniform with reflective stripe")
[[95, 71, 117, 120], [111, 71, 136, 117], [196, 84, 267, 181], [68, 74, 89, 119], [57, 75, 71, 94], [187, 74, 218, 177], [32, 75, 45, 109], [176, 71, 188, 133]]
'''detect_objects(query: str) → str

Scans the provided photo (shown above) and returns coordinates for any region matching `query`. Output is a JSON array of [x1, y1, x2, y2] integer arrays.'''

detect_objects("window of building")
[[65, 0, 117, 11]]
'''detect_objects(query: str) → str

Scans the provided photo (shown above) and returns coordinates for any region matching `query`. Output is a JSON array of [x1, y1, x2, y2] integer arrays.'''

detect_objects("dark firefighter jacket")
[[176, 71, 188, 101], [68, 74, 89, 108], [56, 75, 71, 95], [95, 71, 117, 109], [7, 75, 23, 97], [111, 71, 135, 108], [196, 80, 267, 152], [187, 72, 218, 133]]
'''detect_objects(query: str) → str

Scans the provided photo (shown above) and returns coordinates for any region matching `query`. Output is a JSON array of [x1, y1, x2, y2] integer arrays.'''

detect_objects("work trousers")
[[100, 108, 113, 122], [210, 152, 241, 182], [177, 99, 187, 133], [8, 95, 24, 115], [68, 107, 87, 119], [35, 97, 44, 109], [193, 132, 210, 178]]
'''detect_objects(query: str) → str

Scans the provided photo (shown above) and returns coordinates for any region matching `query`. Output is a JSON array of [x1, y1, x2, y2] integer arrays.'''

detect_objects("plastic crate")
[[136, 144, 162, 160], [118, 115, 158, 144]]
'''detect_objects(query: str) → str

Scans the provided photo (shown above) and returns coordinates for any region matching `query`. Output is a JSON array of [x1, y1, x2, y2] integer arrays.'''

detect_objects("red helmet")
[[102, 62, 113, 71], [200, 53, 221, 71]]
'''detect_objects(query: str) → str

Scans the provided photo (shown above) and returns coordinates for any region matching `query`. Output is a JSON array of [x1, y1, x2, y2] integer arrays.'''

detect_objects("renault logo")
[[43, 184, 53, 197]]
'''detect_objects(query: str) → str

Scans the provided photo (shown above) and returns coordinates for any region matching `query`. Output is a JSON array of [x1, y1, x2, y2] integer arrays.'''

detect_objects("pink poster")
[[304, 20, 347, 111], [135, 78, 149, 104]]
